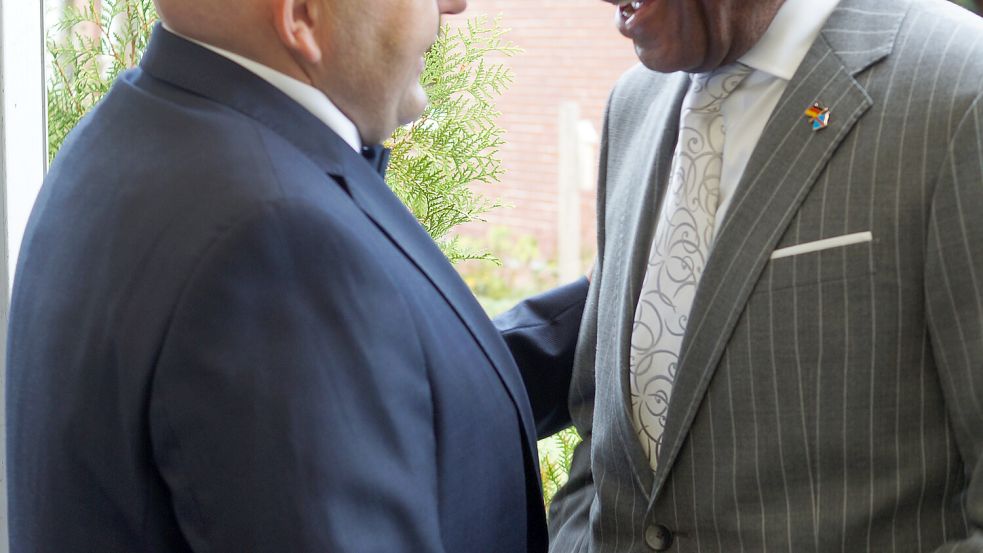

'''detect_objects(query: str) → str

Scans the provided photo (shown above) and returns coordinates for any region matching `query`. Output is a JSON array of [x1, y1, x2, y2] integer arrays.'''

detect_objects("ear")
[[272, 0, 323, 64]]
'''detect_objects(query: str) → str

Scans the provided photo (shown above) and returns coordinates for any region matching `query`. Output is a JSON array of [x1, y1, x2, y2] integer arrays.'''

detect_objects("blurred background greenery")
[[953, 0, 982, 12]]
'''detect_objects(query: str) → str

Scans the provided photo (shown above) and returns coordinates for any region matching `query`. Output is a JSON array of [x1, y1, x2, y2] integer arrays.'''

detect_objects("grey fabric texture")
[[548, 0, 983, 551]]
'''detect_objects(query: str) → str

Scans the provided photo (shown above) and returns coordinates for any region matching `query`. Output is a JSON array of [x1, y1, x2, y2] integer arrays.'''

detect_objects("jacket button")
[[645, 524, 674, 551]]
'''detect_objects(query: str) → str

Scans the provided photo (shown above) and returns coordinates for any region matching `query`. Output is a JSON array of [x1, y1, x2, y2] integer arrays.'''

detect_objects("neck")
[[161, 21, 312, 86]]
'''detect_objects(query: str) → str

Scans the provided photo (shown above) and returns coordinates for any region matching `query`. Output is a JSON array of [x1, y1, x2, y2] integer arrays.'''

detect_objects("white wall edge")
[[1, 0, 47, 549]]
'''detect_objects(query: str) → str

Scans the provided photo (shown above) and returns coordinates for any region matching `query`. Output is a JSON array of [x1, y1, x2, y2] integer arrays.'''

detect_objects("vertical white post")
[[1, 0, 47, 549], [557, 102, 599, 283], [577, 119, 599, 201], [557, 102, 582, 282], [3, 0, 47, 283]]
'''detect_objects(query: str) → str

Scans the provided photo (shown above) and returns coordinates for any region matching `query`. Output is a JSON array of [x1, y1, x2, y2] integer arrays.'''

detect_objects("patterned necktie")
[[629, 64, 752, 470]]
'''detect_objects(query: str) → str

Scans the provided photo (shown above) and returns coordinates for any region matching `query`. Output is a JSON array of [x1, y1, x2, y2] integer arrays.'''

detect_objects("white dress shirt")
[[714, 0, 842, 228], [161, 24, 362, 152]]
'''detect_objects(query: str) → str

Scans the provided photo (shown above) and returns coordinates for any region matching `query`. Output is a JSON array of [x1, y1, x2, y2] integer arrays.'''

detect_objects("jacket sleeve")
[[149, 200, 447, 552], [495, 278, 589, 439], [925, 93, 983, 553]]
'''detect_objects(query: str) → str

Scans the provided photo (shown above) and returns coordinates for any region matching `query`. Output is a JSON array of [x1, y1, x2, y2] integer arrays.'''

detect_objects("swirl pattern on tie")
[[629, 64, 752, 470]]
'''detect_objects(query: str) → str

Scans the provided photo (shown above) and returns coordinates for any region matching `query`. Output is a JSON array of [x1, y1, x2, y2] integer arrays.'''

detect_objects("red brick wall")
[[446, 1, 639, 261]]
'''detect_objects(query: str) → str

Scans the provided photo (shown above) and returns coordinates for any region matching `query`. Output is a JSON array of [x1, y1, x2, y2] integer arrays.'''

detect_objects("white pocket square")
[[770, 231, 873, 260]]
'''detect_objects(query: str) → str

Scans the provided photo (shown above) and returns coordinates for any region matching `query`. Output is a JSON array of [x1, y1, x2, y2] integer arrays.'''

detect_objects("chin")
[[635, 42, 685, 73], [638, 55, 678, 73], [637, 53, 688, 74], [634, 36, 717, 74], [397, 107, 426, 128], [398, 87, 430, 124]]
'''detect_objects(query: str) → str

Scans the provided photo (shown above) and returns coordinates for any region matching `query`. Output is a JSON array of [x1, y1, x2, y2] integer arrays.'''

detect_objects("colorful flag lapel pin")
[[805, 102, 830, 131]]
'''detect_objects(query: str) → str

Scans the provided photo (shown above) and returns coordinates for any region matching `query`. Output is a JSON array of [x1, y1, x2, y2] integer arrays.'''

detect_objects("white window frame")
[[1, 0, 47, 548]]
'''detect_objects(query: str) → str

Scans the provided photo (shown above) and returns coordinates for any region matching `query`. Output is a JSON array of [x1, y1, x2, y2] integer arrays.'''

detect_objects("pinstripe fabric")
[[548, 0, 983, 551]]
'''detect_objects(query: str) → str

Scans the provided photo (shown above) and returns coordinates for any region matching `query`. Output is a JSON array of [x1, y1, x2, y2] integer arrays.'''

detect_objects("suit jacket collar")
[[139, 24, 542, 469], [634, 0, 912, 503], [160, 23, 363, 152], [140, 25, 366, 180]]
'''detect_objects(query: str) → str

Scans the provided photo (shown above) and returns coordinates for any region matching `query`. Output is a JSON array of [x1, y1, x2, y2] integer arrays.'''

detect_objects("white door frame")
[[0, 0, 47, 548]]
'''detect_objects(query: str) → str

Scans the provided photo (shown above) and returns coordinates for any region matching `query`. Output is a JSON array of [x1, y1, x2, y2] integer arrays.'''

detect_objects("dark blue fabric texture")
[[6, 25, 585, 552]]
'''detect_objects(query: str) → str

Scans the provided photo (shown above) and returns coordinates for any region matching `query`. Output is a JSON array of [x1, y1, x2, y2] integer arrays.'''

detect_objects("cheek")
[[651, 2, 706, 48], [675, 1, 711, 48]]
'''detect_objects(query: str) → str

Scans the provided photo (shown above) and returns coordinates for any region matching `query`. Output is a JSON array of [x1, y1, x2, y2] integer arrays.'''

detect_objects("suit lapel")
[[338, 159, 540, 453], [605, 72, 690, 496], [649, 0, 909, 500]]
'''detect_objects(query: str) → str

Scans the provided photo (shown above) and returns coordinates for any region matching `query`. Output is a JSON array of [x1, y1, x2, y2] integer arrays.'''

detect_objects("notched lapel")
[[820, 0, 910, 77], [648, 0, 909, 501]]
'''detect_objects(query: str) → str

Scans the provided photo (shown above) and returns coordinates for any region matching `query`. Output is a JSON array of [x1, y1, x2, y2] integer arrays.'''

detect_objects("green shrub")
[[540, 428, 582, 508], [388, 18, 518, 263], [46, 0, 157, 159]]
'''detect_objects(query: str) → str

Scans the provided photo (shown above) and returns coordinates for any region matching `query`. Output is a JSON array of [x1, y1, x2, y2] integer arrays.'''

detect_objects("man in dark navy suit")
[[5, 0, 586, 550]]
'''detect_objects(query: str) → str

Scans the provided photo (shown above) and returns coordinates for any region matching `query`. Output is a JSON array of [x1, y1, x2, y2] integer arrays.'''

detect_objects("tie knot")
[[685, 63, 753, 114], [361, 145, 392, 178]]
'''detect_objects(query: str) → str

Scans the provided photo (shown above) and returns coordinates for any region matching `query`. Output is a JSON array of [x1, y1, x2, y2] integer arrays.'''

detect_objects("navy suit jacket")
[[6, 26, 586, 552]]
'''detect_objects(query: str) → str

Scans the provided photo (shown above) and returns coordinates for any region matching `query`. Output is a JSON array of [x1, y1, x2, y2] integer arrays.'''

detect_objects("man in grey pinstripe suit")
[[546, 0, 983, 551]]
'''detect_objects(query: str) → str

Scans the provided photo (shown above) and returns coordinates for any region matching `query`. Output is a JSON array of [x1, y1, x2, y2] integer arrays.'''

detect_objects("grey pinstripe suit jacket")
[[548, 0, 983, 551]]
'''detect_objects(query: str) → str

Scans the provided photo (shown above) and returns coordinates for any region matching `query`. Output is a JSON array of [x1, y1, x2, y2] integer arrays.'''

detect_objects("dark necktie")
[[360, 145, 392, 178]]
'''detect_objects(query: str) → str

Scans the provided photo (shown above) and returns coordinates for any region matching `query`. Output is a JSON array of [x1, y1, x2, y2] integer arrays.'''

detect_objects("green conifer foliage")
[[46, 0, 157, 160], [540, 428, 582, 508], [388, 17, 518, 264], [46, 2, 516, 263]]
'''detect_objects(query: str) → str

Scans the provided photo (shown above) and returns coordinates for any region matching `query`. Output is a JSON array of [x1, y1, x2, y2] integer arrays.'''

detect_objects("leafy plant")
[[45, 2, 517, 263], [46, 0, 157, 160], [540, 428, 582, 508], [387, 17, 519, 263]]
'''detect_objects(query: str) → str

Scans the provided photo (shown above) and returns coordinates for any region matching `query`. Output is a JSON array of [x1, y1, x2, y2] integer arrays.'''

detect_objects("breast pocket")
[[754, 232, 876, 294]]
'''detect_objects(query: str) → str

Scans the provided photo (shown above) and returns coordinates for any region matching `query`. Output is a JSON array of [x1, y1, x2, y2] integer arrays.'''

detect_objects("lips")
[[615, 0, 656, 38], [617, 0, 648, 17]]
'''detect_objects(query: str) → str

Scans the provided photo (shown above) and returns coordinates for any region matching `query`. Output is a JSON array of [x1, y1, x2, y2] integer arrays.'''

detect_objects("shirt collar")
[[739, 0, 842, 81], [161, 24, 362, 152]]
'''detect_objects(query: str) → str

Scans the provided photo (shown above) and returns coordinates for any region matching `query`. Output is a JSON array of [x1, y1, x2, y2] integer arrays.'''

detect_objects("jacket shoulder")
[[894, 0, 983, 95]]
